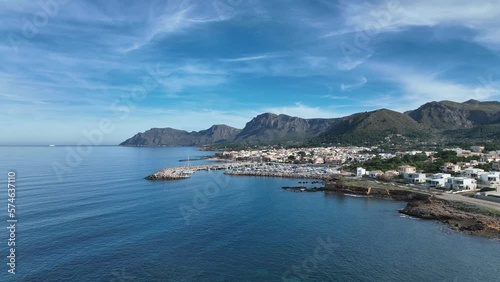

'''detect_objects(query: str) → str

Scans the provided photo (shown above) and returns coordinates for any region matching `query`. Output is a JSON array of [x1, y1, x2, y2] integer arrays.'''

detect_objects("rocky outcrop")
[[400, 197, 500, 239], [325, 179, 500, 239]]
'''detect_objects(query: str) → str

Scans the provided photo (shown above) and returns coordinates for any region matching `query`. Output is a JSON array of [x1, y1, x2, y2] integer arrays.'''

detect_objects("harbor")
[[224, 163, 340, 179], [145, 162, 340, 180], [145, 162, 254, 180]]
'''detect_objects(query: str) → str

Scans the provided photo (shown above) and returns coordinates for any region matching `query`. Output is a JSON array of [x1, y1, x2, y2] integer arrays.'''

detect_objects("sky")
[[1, 0, 500, 145]]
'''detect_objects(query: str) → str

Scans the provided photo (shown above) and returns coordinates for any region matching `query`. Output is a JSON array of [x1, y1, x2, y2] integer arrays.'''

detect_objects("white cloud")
[[374, 64, 500, 110], [340, 0, 500, 48], [400, 74, 498, 104], [160, 75, 227, 96], [151, 62, 228, 96], [337, 55, 371, 71], [341, 77, 367, 91], [263, 102, 338, 119], [220, 53, 286, 62], [121, 0, 234, 53]]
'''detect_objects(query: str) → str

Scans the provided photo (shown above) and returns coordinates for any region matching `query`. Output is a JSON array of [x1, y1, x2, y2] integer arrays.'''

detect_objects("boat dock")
[[145, 162, 254, 180], [146, 162, 339, 181], [223, 163, 338, 180]]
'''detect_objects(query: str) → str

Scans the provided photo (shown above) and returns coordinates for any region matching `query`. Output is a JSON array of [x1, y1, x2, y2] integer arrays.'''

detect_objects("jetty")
[[223, 170, 331, 179], [146, 162, 341, 181], [145, 162, 254, 180], [223, 163, 339, 180]]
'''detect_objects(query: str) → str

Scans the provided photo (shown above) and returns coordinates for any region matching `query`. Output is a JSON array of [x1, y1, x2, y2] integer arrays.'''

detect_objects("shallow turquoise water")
[[0, 146, 499, 281]]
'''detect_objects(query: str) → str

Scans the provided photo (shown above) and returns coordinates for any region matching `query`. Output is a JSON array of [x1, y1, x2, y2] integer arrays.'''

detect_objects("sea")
[[0, 146, 499, 282]]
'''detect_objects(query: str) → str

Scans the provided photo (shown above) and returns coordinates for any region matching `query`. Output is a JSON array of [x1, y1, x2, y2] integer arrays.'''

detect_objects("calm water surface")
[[0, 146, 499, 281]]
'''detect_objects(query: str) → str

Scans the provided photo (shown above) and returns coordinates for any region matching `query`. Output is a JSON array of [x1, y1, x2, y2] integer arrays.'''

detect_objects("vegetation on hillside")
[[349, 151, 481, 173]]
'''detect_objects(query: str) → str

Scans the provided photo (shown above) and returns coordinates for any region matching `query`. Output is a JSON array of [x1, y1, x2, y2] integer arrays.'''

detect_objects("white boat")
[[49, 144, 56, 147], [182, 156, 195, 174]]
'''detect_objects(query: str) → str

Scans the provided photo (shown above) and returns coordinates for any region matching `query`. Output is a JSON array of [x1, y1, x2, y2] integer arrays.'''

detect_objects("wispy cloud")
[[339, 0, 500, 48], [337, 55, 372, 71], [2, 0, 500, 144], [121, 0, 235, 53], [220, 53, 287, 62], [372, 64, 500, 110], [341, 77, 367, 91], [264, 102, 339, 119]]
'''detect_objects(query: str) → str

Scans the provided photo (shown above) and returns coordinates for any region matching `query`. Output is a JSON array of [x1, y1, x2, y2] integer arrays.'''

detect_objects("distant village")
[[215, 145, 500, 203]]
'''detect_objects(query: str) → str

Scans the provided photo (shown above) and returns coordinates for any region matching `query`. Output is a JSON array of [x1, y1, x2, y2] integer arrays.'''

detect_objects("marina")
[[145, 162, 340, 180], [145, 162, 254, 180]]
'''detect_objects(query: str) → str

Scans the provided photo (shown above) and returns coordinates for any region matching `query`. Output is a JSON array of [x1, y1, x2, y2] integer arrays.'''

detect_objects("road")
[[435, 193, 500, 210], [365, 178, 500, 211]]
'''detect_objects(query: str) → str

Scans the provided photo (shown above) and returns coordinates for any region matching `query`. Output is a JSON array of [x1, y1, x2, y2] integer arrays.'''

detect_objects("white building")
[[404, 173, 426, 183], [368, 170, 384, 178], [478, 172, 500, 189], [461, 168, 484, 179], [356, 167, 366, 177], [480, 154, 500, 163], [445, 177, 477, 191], [426, 173, 451, 188]]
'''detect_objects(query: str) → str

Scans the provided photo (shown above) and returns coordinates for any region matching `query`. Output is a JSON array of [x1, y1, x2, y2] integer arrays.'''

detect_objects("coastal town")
[[212, 145, 500, 203], [145, 145, 500, 203]]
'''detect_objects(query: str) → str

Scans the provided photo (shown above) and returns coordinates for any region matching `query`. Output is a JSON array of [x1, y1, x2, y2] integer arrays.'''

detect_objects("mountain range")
[[120, 100, 500, 147]]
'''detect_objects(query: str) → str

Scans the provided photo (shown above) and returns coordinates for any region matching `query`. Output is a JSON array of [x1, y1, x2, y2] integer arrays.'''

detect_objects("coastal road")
[[435, 193, 500, 211], [368, 179, 500, 211]]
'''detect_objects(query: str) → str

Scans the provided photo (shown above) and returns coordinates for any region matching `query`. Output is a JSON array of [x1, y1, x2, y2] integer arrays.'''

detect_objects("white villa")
[[426, 173, 452, 188], [445, 177, 477, 191], [461, 168, 484, 179], [356, 167, 366, 177], [478, 172, 500, 189], [404, 173, 426, 183]]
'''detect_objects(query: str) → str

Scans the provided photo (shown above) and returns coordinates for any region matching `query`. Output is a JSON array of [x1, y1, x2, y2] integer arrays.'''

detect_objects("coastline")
[[145, 162, 500, 239], [322, 180, 500, 240]]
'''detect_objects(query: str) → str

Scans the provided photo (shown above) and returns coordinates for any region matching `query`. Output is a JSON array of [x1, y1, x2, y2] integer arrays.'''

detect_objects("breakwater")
[[145, 162, 254, 180], [223, 163, 338, 180], [146, 162, 339, 180], [224, 170, 330, 179]]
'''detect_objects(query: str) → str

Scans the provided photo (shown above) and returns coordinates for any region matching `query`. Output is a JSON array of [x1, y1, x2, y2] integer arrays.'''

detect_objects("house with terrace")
[[445, 177, 477, 191], [426, 173, 451, 188]]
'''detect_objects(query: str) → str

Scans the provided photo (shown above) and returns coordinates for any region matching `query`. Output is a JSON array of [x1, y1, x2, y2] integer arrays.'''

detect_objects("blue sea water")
[[0, 146, 499, 282]]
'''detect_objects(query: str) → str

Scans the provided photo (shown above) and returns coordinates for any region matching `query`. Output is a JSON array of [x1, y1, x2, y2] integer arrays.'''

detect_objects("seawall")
[[145, 162, 254, 180]]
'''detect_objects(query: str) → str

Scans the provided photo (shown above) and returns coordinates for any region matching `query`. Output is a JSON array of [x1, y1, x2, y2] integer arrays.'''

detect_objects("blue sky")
[[1, 0, 500, 145]]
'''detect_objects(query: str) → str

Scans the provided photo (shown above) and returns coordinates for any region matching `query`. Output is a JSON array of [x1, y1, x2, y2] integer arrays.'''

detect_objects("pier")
[[145, 162, 254, 180], [223, 163, 338, 180], [146, 162, 339, 181]]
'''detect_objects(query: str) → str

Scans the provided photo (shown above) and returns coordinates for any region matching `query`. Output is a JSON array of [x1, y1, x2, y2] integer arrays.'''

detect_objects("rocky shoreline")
[[400, 197, 500, 239], [287, 179, 500, 239]]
